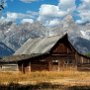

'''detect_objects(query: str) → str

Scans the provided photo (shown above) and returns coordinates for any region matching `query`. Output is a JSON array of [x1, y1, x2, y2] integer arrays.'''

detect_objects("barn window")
[[40, 59, 46, 62], [52, 60, 58, 65], [37, 59, 48, 65], [65, 58, 72, 64]]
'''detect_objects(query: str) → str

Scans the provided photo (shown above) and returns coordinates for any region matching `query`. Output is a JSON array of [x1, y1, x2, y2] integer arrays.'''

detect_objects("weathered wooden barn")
[[0, 33, 90, 73]]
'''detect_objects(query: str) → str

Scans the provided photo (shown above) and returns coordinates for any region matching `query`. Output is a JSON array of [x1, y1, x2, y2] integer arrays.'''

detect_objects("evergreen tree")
[[0, 0, 5, 17]]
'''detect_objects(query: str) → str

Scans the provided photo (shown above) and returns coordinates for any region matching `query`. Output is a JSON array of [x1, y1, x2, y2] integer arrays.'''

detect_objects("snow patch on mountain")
[[80, 30, 90, 40]]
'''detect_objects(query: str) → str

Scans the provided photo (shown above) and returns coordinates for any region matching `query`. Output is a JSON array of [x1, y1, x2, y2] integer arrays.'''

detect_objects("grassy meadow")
[[0, 71, 90, 89]]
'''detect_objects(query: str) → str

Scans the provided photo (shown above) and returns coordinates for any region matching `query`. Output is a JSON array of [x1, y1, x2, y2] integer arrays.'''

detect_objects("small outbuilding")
[[0, 33, 90, 73]]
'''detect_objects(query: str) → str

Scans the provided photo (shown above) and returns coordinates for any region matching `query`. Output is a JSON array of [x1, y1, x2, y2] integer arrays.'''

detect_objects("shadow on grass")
[[0, 82, 90, 90]]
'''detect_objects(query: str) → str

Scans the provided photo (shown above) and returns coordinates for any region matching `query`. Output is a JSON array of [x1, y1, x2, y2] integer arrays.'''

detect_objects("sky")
[[1, 0, 90, 26]]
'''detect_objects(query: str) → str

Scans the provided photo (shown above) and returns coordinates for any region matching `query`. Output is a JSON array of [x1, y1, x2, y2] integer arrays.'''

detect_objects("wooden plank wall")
[[75, 53, 90, 71]]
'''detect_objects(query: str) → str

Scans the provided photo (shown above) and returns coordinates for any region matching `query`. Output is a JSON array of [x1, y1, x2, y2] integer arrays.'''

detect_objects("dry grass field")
[[0, 71, 90, 89], [0, 71, 90, 85]]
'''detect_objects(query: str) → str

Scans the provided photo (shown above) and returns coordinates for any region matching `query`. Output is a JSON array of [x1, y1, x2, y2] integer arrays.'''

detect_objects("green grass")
[[85, 52, 90, 57]]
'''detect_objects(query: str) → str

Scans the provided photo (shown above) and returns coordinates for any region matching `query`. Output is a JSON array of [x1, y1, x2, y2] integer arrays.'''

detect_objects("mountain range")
[[0, 15, 90, 57], [0, 42, 14, 57]]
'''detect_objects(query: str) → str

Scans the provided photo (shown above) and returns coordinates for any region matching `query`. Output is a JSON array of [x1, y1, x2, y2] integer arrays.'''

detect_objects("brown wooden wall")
[[75, 53, 90, 71], [18, 53, 90, 73]]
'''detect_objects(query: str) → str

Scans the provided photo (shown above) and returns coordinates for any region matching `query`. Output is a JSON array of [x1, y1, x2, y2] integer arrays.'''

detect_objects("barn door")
[[52, 60, 59, 71], [23, 63, 31, 73], [51, 57, 65, 71]]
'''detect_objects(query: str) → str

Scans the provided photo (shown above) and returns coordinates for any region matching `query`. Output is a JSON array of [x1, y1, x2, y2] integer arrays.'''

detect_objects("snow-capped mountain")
[[0, 15, 90, 56]]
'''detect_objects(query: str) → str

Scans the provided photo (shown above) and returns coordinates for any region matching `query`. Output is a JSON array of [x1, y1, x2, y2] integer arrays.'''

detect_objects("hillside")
[[0, 42, 14, 57]]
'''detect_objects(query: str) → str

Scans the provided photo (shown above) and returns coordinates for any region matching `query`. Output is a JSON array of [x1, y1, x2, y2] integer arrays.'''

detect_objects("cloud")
[[21, 18, 34, 23], [37, 4, 67, 21], [7, 12, 18, 21], [2, 12, 34, 23], [47, 19, 60, 27], [59, 0, 76, 12], [76, 0, 90, 24], [37, 0, 76, 26], [6, 11, 37, 21], [27, 11, 38, 18], [38, 4, 67, 17], [78, 0, 90, 10], [37, 4, 67, 25], [76, 19, 85, 24], [20, 0, 38, 3], [37, 4, 67, 26]]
